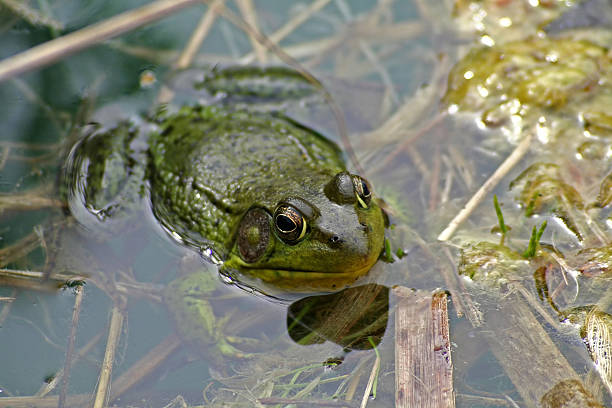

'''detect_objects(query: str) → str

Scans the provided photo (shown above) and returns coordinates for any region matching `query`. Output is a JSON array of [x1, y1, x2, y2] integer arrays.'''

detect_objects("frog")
[[64, 65, 387, 358]]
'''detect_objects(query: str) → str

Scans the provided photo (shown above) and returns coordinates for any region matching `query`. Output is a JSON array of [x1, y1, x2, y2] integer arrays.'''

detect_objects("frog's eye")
[[274, 205, 307, 244], [352, 176, 372, 209]]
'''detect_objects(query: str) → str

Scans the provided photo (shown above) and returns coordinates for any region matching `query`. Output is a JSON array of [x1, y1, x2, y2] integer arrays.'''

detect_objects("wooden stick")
[[437, 132, 533, 241], [394, 288, 455, 408], [0, 0, 202, 82]]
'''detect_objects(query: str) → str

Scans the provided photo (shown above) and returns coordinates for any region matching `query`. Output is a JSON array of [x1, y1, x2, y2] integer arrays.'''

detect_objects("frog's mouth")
[[223, 260, 376, 292]]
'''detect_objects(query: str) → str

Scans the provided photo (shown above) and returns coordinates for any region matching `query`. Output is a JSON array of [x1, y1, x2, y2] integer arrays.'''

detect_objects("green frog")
[[65, 66, 387, 357]]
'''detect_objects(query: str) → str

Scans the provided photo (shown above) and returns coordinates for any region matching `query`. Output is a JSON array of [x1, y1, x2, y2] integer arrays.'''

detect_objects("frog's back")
[[149, 105, 345, 254]]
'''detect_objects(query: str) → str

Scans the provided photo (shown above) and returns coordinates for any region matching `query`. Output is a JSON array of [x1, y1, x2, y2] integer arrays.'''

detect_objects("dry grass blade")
[[0, 0, 202, 82], [93, 304, 125, 408], [438, 132, 534, 241]]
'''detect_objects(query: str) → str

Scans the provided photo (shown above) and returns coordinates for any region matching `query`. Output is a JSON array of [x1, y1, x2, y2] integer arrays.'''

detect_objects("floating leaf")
[[510, 163, 584, 240]]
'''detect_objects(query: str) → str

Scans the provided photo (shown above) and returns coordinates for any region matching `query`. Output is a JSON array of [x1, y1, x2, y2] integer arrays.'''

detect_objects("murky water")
[[1, 1, 611, 407]]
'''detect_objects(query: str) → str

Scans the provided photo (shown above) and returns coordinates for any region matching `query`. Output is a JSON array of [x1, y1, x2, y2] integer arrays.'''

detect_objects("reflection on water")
[[287, 284, 389, 351]]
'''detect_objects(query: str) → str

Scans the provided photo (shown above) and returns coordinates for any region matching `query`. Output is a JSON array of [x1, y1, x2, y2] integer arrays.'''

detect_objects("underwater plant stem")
[[438, 132, 533, 241], [57, 285, 83, 408], [109, 334, 182, 400], [93, 304, 125, 408], [36, 330, 104, 397], [0, 0, 202, 82]]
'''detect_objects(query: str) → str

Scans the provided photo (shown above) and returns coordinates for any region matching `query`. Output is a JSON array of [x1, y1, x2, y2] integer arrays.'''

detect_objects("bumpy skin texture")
[[149, 105, 344, 255]]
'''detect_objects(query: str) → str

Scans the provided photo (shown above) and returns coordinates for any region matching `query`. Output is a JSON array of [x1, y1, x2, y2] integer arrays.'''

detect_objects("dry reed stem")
[[157, 0, 226, 104], [58, 285, 84, 408], [235, 0, 267, 63], [93, 303, 125, 408], [437, 132, 534, 241], [0, 0, 202, 82], [176, 0, 226, 69]]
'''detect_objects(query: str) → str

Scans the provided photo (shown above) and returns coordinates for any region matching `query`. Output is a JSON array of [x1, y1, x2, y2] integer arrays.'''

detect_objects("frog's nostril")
[[329, 235, 342, 247]]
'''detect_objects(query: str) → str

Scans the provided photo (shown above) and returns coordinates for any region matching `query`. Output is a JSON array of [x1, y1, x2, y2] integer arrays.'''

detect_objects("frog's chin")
[[223, 258, 375, 292]]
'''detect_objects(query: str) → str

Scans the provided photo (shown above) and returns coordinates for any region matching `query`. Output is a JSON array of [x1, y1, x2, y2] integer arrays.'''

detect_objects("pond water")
[[1, 1, 611, 407]]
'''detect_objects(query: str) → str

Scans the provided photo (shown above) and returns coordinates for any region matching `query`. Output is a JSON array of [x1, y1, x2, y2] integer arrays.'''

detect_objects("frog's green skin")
[[67, 66, 387, 356]]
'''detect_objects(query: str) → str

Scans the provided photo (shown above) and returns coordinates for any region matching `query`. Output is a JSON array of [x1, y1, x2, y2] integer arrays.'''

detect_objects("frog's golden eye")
[[352, 176, 372, 209], [274, 205, 307, 244]]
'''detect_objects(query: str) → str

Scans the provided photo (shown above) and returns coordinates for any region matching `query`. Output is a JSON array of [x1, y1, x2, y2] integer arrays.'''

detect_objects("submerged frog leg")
[[163, 272, 252, 358]]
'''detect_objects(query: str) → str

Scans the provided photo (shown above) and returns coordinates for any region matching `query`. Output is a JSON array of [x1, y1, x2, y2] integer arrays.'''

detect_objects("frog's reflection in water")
[[286, 283, 389, 352]]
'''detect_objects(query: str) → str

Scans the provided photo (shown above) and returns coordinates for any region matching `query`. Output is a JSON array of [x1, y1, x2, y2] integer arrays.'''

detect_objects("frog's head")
[[224, 171, 386, 292]]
